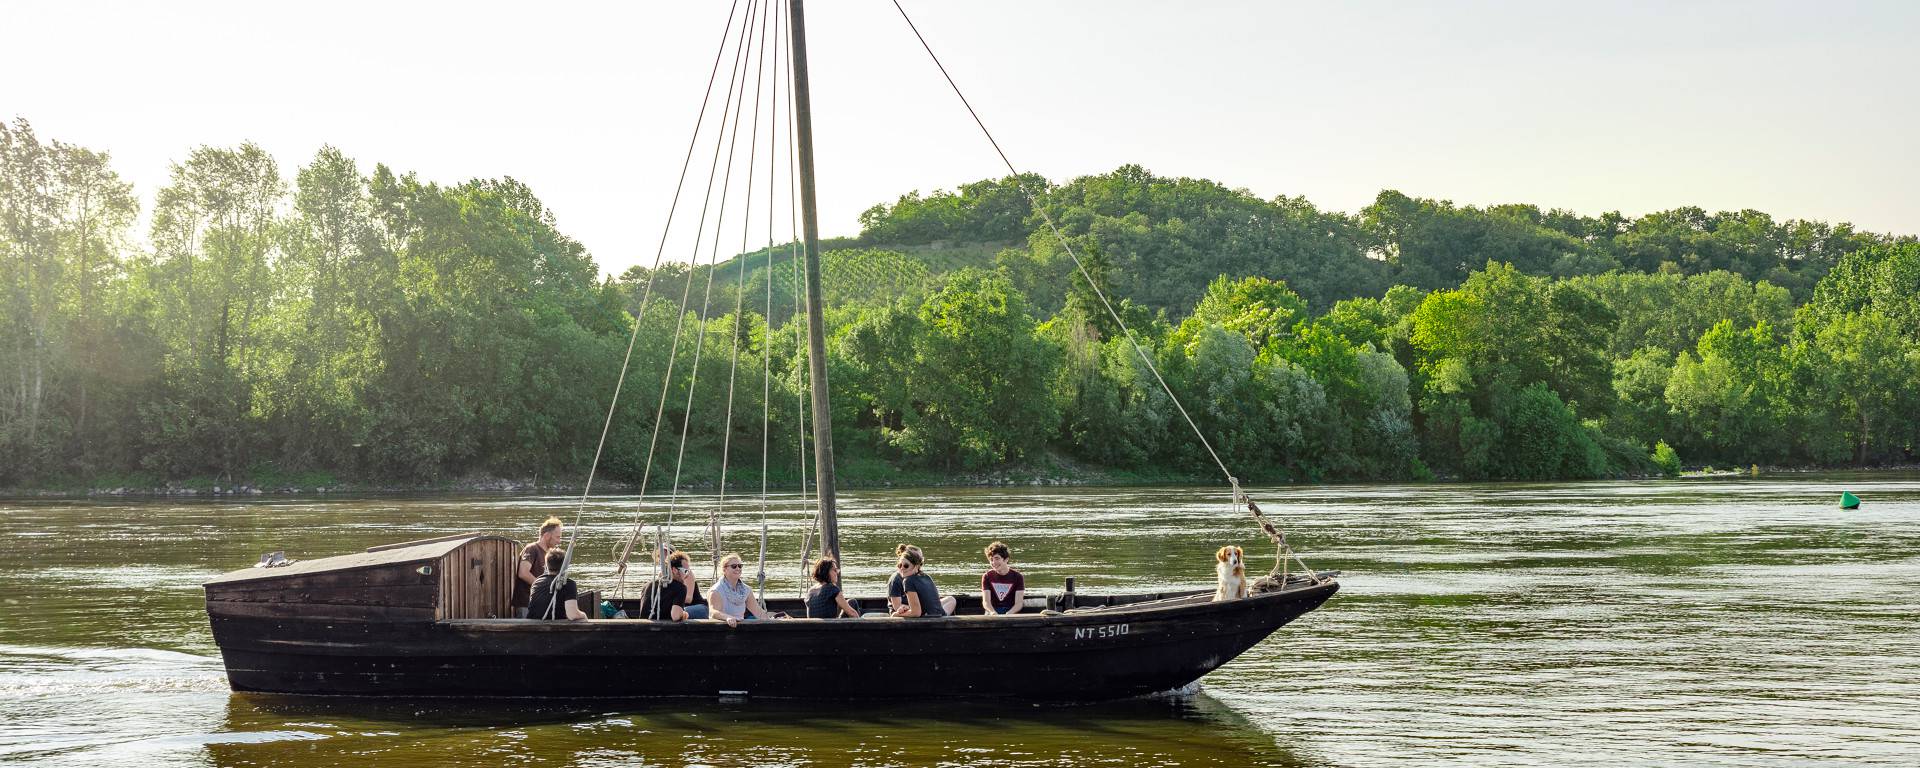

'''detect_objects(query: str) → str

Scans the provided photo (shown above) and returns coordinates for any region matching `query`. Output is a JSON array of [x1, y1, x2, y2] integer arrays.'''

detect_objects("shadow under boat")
[[205, 533, 1339, 701]]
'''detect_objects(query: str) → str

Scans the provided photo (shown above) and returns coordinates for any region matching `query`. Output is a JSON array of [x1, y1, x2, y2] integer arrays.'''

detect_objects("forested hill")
[[642, 163, 1888, 323], [4, 117, 1918, 491]]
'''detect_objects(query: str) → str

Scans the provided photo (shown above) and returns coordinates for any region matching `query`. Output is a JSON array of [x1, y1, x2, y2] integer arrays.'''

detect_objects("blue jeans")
[[991, 604, 1014, 615], [682, 604, 709, 620]]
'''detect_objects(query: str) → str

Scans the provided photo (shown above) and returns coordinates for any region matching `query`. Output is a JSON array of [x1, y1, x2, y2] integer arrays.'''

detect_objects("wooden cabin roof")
[[203, 533, 513, 587]]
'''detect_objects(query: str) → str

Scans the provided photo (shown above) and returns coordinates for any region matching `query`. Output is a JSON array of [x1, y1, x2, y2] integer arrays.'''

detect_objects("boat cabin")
[[204, 533, 520, 622]]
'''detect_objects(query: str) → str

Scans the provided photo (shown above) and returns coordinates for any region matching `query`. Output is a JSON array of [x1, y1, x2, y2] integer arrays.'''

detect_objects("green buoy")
[[1840, 491, 1861, 509]]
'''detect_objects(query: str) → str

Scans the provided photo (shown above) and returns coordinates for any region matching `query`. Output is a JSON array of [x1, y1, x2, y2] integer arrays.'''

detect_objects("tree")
[[140, 143, 285, 477], [1178, 275, 1308, 353], [265, 147, 382, 469], [0, 118, 62, 469], [894, 270, 1057, 467], [1807, 312, 1920, 464]]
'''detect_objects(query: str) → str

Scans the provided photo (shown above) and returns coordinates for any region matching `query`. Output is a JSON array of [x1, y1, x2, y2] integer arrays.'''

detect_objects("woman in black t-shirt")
[[806, 557, 859, 618], [885, 543, 923, 614], [653, 550, 709, 621], [889, 546, 956, 618]]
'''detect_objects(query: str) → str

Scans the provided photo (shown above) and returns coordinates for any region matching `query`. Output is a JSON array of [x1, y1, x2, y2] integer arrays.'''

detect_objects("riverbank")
[[0, 452, 1230, 499], [6, 459, 1914, 499]]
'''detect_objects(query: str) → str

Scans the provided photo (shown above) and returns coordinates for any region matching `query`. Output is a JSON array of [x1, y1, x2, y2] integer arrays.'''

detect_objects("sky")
[[5, 0, 1917, 277]]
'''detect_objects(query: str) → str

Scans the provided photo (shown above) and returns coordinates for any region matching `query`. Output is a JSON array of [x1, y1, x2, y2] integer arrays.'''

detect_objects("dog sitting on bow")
[[1214, 545, 1248, 601]]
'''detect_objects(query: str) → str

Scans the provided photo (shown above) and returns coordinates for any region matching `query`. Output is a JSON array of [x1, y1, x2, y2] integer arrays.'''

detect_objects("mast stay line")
[[886, 0, 1320, 583]]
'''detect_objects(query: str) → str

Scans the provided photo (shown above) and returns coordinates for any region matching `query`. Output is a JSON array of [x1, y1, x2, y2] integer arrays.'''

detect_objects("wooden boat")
[[205, 533, 1337, 699], [204, 0, 1339, 701]]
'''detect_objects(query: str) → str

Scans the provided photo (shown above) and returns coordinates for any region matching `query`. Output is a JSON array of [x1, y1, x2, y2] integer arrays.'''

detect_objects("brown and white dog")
[[1214, 545, 1248, 601]]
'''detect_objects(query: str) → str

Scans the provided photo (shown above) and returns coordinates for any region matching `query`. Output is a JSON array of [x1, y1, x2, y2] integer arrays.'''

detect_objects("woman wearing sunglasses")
[[890, 546, 956, 618], [707, 552, 774, 627], [885, 543, 924, 614]]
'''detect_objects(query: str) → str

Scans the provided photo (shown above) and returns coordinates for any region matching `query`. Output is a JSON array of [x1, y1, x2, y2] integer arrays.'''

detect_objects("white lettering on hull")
[[1072, 623, 1131, 640]]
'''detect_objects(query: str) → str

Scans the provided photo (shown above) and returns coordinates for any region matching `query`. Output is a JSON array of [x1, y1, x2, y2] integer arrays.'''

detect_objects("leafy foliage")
[[4, 119, 1916, 489]]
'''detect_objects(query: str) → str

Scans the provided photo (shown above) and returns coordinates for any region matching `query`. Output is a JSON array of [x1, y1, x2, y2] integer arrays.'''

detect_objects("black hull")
[[211, 583, 1336, 701]]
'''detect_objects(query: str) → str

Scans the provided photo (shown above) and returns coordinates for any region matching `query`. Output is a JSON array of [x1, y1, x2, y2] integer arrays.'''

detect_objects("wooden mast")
[[787, 0, 839, 560]]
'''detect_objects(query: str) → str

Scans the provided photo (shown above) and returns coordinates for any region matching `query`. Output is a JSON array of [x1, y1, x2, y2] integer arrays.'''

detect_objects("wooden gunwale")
[[434, 582, 1328, 632]]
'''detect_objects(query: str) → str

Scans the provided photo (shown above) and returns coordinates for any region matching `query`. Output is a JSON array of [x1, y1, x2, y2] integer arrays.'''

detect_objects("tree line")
[[2, 117, 1916, 489]]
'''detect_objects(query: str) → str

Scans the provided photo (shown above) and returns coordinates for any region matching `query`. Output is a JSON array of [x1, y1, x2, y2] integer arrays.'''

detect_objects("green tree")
[[140, 143, 285, 477], [893, 270, 1057, 467]]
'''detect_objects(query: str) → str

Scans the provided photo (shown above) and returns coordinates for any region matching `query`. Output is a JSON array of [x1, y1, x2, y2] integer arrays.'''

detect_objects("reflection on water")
[[203, 691, 1306, 768], [3, 474, 1919, 765]]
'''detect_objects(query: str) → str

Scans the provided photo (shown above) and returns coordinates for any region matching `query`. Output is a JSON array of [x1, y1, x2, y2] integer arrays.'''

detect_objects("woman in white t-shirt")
[[706, 552, 774, 627]]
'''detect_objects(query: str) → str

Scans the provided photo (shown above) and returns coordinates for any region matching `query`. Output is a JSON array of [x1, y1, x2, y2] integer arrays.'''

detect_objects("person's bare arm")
[[1007, 589, 1025, 614], [899, 591, 924, 618], [707, 585, 740, 626], [835, 592, 858, 618], [746, 592, 772, 620], [517, 557, 536, 586], [565, 602, 587, 620]]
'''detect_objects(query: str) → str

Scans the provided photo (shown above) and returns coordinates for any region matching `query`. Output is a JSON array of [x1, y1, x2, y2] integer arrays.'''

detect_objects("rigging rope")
[[752, 0, 787, 608], [784, 0, 822, 594], [712, 0, 773, 582], [888, 0, 1321, 584], [612, 0, 761, 597], [551, 0, 745, 615], [663, 0, 765, 584]]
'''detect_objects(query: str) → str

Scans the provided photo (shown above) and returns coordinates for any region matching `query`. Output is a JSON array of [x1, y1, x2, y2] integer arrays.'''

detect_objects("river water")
[[1, 475, 1916, 766]]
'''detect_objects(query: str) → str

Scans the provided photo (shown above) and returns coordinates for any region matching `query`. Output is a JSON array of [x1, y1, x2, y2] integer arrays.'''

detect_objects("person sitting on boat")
[[806, 557, 859, 618], [979, 541, 1026, 615], [885, 543, 924, 614], [707, 552, 774, 627], [890, 546, 955, 618], [527, 548, 587, 621], [513, 516, 564, 618], [652, 549, 709, 621]]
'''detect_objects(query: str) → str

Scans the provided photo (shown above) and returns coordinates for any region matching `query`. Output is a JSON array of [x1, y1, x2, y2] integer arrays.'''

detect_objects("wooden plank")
[[207, 571, 435, 599], [204, 535, 513, 586], [206, 565, 436, 599], [207, 584, 441, 607], [207, 600, 437, 622], [366, 532, 487, 553]]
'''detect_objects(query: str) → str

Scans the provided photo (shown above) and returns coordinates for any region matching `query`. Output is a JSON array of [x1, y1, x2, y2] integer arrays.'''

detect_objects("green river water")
[[1, 475, 1916, 766]]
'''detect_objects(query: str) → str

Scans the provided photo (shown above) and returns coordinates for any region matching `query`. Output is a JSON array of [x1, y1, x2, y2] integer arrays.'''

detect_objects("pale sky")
[[6, 1, 1917, 278]]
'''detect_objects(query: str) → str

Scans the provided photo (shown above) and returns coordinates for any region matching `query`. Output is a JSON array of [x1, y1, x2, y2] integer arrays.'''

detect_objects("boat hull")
[[210, 582, 1337, 700]]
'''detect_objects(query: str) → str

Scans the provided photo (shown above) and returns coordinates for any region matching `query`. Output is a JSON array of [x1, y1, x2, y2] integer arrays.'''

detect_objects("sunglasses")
[[726, 564, 743, 570], [896, 562, 912, 570]]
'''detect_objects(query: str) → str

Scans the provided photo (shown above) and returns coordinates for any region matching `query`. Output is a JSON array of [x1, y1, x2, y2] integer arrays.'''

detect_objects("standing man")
[[513, 517, 564, 618]]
